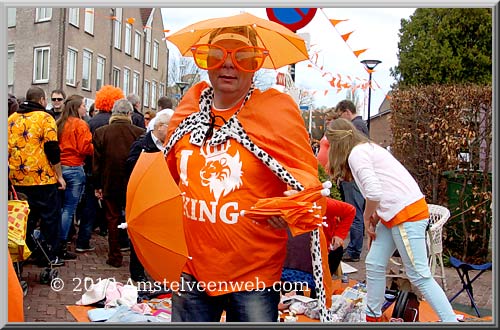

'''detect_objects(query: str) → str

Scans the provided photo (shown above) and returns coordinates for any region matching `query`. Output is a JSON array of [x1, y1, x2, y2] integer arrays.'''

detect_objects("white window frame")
[[153, 40, 159, 69], [143, 80, 150, 107], [134, 30, 141, 60], [123, 67, 131, 96], [151, 80, 157, 109], [82, 49, 93, 91], [145, 28, 151, 66], [124, 23, 132, 55], [68, 8, 79, 27], [159, 82, 165, 97], [66, 47, 78, 86], [84, 8, 94, 35], [112, 67, 121, 87], [8, 45, 15, 86], [96, 55, 106, 91], [35, 8, 52, 22], [133, 71, 140, 95], [113, 8, 122, 50], [8, 8, 16, 27], [33, 46, 50, 83]]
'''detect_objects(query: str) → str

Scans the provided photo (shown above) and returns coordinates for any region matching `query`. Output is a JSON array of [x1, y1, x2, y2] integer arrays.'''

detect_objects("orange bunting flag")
[[386, 94, 392, 100], [329, 79, 336, 87], [163, 29, 170, 32], [329, 18, 348, 27], [324, 90, 329, 96], [312, 91, 317, 96], [307, 64, 313, 68], [341, 31, 353, 42], [336, 88, 342, 94], [127, 17, 135, 24], [353, 49, 368, 57], [85, 9, 94, 14]]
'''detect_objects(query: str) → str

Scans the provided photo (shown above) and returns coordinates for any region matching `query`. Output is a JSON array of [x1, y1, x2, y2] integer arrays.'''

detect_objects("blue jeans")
[[172, 273, 280, 322], [76, 175, 96, 248], [59, 165, 86, 241], [365, 219, 458, 322], [341, 180, 365, 259]]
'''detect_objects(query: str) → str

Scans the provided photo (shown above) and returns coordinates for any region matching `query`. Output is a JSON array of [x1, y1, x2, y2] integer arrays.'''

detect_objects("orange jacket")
[[59, 117, 94, 166]]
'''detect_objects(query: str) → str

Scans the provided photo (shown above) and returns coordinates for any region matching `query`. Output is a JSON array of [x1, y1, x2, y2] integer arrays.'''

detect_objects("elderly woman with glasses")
[[164, 25, 321, 322]]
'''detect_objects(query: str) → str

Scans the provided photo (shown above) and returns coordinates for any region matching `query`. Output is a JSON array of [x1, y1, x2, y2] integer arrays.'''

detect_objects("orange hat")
[[94, 85, 124, 113]]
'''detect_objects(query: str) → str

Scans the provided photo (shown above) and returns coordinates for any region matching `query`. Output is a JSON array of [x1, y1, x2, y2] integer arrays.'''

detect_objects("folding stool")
[[449, 256, 492, 317]]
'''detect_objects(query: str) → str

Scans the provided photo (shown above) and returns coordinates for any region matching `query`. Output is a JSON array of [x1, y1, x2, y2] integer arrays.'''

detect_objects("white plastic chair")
[[386, 204, 450, 291], [426, 204, 451, 291]]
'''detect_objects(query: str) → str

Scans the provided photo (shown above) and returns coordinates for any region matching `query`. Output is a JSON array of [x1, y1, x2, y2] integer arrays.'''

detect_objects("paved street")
[[19, 232, 493, 322]]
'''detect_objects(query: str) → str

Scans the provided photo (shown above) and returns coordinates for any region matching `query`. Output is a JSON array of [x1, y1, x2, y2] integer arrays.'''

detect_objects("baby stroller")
[[8, 184, 31, 296], [30, 229, 59, 284]]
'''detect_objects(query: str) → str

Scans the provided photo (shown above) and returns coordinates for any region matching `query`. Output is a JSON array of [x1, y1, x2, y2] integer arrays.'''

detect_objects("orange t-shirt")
[[166, 82, 320, 295]]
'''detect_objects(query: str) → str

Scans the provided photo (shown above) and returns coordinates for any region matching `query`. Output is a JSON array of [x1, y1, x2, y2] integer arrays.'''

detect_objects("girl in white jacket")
[[326, 118, 457, 322]]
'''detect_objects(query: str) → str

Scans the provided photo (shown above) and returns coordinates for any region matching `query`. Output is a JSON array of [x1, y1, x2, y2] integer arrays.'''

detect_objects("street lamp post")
[[175, 81, 189, 98], [360, 59, 382, 133]]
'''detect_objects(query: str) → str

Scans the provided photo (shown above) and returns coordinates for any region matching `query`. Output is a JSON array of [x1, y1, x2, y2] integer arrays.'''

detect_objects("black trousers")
[[15, 184, 61, 260]]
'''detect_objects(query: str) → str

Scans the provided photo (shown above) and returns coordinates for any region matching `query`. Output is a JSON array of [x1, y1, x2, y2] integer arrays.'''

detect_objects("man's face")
[[154, 122, 169, 143], [51, 93, 65, 110], [207, 39, 254, 96]]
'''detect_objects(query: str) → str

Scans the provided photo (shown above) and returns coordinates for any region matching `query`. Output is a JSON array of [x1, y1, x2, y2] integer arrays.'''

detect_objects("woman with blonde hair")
[[325, 118, 457, 322]]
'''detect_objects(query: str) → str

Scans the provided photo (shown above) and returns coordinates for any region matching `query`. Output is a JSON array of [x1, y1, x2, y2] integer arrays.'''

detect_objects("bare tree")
[[253, 69, 276, 91]]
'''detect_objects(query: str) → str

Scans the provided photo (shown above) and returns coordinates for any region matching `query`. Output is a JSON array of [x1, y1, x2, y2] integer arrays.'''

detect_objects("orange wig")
[[94, 85, 125, 113]]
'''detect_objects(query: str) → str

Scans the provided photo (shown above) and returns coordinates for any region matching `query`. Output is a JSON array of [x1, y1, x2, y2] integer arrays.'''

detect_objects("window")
[[35, 8, 52, 22], [8, 45, 15, 86], [112, 67, 120, 87], [8, 8, 16, 27], [133, 71, 140, 95], [145, 28, 151, 66], [113, 8, 122, 50], [143, 80, 150, 107], [82, 50, 92, 90], [134, 31, 141, 60], [151, 81, 157, 109], [33, 46, 50, 83], [124, 23, 132, 55], [96, 56, 106, 91], [159, 83, 165, 97], [68, 8, 79, 27], [84, 8, 94, 34], [66, 48, 78, 86], [153, 41, 159, 69], [123, 68, 130, 96]]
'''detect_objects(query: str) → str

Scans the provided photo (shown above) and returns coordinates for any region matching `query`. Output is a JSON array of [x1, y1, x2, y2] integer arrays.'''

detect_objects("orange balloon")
[[127, 17, 135, 24]]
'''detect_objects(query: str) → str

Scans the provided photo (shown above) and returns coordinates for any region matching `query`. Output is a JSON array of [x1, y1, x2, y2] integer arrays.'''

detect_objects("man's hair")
[[335, 99, 357, 115], [112, 99, 134, 115], [51, 89, 66, 99], [154, 113, 172, 129], [157, 96, 173, 110], [127, 94, 141, 107], [8, 93, 19, 116], [208, 26, 258, 47], [26, 87, 46, 103]]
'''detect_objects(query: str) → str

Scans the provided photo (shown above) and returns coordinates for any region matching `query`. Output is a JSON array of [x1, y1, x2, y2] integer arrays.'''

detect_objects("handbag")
[[8, 185, 31, 262]]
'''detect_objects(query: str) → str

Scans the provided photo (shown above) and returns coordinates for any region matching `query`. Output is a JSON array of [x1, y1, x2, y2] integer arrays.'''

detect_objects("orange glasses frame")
[[190, 44, 269, 73]]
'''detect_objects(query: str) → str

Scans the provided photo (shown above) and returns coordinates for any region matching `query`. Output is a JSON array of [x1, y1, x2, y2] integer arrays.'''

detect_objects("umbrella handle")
[[117, 223, 128, 229]]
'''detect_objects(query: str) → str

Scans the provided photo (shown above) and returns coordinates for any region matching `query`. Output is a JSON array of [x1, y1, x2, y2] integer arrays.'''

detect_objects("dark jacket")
[[126, 131, 161, 178], [92, 117, 144, 201], [88, 112, 112, 134], [131, 109, 145, 129], [352, 115, 369, 137]]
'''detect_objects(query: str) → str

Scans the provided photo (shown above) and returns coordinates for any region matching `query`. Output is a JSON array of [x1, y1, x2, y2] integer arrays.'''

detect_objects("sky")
[[160, 7, 416, 118]]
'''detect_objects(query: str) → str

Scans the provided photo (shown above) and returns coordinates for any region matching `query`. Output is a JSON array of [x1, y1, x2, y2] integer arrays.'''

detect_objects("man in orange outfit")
[[165, 26, 320, 322]]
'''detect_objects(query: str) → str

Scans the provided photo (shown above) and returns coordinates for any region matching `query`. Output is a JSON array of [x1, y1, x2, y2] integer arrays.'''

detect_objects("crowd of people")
[[7, 20, 458, 323], [7, 86, 175, 282]]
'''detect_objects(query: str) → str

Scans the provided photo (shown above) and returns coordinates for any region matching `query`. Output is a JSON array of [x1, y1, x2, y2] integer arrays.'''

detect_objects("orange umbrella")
[[125, 152, 189, 284], [166, 12, 309, 70]]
